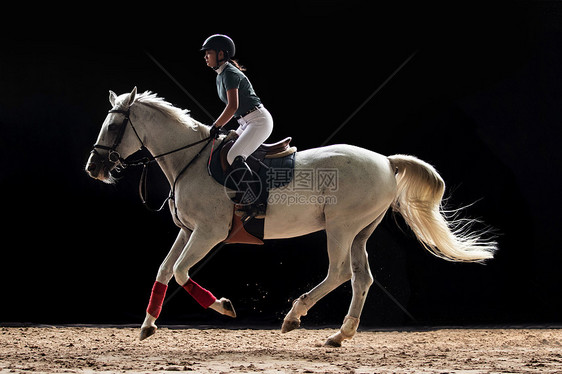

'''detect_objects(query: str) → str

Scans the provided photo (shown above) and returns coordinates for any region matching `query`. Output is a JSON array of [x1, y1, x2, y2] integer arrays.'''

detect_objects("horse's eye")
[[108, 123, 119, 132]]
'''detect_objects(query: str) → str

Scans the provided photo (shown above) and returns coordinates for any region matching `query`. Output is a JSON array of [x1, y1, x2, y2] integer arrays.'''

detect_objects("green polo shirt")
[[216, 62, 261, 117]]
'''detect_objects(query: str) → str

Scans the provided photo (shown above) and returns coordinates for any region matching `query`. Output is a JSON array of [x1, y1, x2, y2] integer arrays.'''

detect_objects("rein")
[[91, 108, 213, 213]]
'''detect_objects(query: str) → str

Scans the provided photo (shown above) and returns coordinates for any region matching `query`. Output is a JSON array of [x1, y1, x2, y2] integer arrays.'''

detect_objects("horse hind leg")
[[325, 216, 381, 347], [282, 226, 354, 333]]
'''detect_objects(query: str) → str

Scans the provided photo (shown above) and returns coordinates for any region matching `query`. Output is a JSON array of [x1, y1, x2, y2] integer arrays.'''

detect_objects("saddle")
[[219, 136, 296, 173], [209, 132, 297, 245]]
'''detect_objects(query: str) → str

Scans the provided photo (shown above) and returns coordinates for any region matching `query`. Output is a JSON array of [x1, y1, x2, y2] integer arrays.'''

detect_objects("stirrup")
[[240, 211, 256, 224], [236, 204, 266, 222]]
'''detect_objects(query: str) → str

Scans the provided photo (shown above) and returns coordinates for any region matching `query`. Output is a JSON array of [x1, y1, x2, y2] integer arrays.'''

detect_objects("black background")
[[1, 1, 561, 328]]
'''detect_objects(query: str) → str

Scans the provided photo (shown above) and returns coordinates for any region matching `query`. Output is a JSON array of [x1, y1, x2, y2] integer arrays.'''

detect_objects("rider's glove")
[[209, 124, 221, 139]]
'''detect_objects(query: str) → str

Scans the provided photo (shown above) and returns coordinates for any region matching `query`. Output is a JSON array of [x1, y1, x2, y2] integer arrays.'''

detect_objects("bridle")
[[90, 107, 213, 215], [91, 108, 140, 167]]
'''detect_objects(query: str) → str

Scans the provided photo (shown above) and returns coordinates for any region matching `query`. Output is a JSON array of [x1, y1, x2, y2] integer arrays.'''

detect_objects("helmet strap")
[[213, 50, 229, 70]]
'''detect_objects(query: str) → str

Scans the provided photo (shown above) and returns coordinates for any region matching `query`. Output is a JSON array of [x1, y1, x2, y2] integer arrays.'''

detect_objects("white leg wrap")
[[292, 294, 311, 317], [282, 294, 312, 333], [325, 316, 360, 347], [340, 315, 360, 339]]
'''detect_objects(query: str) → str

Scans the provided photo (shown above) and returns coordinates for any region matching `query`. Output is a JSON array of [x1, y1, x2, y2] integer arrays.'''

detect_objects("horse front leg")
[[172, 228, 237, 318], [140, 229, 190, 341]]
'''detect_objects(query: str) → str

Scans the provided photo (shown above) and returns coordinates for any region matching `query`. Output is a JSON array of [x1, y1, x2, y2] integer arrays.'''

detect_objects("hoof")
[[139, 326, 157, 341], [220, 298, 237, 318], [324, 337, 342, 348], [324, 332, 344, 347], [281, 319, 300, 333]]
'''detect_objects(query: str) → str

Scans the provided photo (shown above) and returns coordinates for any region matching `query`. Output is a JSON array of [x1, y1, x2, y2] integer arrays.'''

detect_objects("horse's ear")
[[109, 90, 117, 106], [126, 86, 137, 108]]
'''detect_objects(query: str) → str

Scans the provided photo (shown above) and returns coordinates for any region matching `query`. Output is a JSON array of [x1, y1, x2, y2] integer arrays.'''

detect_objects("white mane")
[[132, 91, 209, 135]]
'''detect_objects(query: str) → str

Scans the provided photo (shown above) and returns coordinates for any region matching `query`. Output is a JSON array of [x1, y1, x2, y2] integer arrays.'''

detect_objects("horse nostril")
[[87, 163, 97, 172]]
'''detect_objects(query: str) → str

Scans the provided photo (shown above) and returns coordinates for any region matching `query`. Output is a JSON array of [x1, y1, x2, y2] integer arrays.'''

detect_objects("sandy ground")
[[1, 326, 561, 373]]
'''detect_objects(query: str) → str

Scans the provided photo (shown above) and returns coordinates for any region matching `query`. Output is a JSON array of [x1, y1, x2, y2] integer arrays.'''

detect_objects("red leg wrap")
[[147, 281, 168, 318], [183, 278, 216, 309]]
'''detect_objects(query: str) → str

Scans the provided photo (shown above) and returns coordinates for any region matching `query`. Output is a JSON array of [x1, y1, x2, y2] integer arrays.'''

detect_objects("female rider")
[[201, 34, 273, 219]]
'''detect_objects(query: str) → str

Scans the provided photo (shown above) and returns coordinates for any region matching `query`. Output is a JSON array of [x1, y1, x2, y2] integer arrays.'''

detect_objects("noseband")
[[91, 108, 143, 167]]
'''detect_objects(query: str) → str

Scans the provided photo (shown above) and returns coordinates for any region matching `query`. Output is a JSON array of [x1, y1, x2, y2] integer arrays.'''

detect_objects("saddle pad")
[[209, 138, 296, 242], [209, 138, 296, 196]]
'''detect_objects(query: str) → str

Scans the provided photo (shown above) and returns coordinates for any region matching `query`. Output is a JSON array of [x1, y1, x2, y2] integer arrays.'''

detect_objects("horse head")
[[85, 87, 143, 183]]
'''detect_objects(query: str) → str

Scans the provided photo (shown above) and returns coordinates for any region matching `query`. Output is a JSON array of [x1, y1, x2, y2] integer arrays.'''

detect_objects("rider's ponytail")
[[230, 59, 246, 71]]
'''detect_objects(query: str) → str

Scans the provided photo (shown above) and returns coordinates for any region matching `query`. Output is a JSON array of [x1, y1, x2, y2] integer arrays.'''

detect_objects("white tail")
[[388, 154, 497, 262]]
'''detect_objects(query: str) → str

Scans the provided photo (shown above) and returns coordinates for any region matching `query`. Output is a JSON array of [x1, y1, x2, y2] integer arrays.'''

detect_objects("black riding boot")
[[228, 156, 266, 221]]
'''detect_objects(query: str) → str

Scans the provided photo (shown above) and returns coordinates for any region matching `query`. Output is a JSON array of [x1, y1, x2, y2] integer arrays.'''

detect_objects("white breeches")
[[227, 106, 273, 165]]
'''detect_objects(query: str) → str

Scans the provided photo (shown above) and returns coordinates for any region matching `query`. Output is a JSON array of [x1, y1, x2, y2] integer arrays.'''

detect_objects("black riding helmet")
[[201, 34, 236, 69]]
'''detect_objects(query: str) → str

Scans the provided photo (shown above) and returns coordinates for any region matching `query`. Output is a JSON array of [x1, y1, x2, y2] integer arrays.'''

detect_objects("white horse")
[[86, 87, 496, 346]]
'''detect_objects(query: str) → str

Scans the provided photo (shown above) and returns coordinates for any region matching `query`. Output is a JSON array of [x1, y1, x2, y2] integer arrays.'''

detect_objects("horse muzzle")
[[85, 150, 117, 183]]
